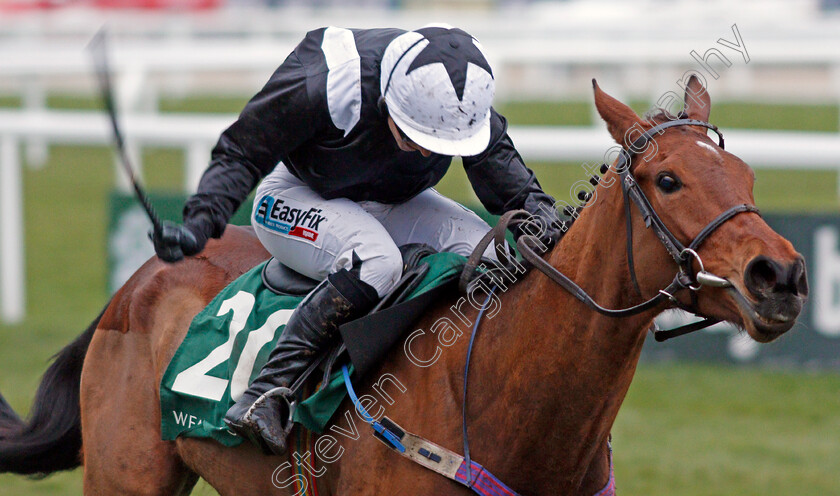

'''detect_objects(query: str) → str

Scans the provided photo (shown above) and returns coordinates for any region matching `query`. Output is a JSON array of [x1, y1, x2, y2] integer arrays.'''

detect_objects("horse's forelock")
[[642, 107, 687, 125]]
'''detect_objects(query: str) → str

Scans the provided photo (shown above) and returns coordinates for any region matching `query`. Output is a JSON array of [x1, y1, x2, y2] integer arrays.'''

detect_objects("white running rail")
[[2, 108, 840, 323]]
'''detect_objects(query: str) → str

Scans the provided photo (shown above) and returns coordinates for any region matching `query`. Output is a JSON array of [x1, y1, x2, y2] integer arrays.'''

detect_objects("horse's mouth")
[[725, 285, 803, 343]]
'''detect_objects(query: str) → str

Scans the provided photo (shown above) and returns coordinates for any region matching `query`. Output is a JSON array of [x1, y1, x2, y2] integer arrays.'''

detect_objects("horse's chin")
[[725, 286, 802, 343], [742, 313, 796, 343]]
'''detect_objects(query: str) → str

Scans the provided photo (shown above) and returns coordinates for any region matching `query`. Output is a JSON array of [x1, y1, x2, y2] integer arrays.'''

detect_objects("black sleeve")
[[462, 109, 556, 217], [182, 51, 324, 238]]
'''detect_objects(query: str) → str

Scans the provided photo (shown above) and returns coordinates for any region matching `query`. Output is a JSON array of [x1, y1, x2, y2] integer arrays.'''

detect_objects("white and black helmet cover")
[[381, 24, 495, 156]]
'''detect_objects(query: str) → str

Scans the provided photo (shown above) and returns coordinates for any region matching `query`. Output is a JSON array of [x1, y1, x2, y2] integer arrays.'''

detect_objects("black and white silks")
[[183, 26, 557, 242]]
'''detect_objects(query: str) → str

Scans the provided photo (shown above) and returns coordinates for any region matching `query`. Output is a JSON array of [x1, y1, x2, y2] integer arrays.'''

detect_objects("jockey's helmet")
[[380, 24, 495, 157]]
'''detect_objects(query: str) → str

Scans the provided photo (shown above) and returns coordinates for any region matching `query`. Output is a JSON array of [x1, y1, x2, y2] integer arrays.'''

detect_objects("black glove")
[[513, 206, 563, 251], [150, 220, 208, 263]]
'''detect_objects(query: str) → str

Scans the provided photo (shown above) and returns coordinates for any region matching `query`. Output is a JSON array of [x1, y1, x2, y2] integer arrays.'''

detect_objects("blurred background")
[[1, 0, 839, 494]]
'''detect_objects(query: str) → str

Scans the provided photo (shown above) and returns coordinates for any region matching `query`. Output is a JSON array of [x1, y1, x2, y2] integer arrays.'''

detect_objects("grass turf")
[[0, 97, 838, 494]]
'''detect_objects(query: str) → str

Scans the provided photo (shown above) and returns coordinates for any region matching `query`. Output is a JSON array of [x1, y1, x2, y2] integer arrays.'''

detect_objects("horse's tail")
[[0, 302, 106, 476]]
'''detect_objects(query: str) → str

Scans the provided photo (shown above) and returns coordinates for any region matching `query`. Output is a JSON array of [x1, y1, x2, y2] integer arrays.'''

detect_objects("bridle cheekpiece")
[[471, 118, 760, 341]]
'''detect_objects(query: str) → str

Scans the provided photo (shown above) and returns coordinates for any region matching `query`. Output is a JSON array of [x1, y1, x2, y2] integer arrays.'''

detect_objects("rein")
[[468, 118, 761, 341]]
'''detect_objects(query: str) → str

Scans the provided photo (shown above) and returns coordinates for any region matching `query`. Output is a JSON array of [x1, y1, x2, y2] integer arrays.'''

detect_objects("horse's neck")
[[469, 192, 659, 493]]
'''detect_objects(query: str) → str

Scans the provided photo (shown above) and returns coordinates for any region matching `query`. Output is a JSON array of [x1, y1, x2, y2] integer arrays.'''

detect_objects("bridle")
[[465, 118, 760, 341], [403, 118, 762, 495], [346, 119, 760, 495]]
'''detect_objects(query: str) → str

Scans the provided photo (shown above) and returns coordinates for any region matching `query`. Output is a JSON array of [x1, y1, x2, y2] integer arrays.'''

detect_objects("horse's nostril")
[[745, 256, 809, 298], [791, 258, 809, 297], [745, 256, 778, 296]]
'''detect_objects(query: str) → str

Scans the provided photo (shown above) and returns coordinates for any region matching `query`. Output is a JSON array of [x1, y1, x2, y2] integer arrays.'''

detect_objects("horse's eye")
[[657, 173, 681, 193]]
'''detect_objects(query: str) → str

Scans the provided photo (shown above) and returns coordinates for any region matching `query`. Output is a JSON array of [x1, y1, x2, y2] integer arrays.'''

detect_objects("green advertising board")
[[108, 192, 253, 293], [109, 192, 840, 369]]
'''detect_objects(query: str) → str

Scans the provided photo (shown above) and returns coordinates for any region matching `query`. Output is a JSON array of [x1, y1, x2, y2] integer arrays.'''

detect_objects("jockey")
[[153, 24, 561, 455]]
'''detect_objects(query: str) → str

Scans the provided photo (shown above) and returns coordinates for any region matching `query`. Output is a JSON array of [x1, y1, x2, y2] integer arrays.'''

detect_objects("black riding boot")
[[223, 269, 378, 455]]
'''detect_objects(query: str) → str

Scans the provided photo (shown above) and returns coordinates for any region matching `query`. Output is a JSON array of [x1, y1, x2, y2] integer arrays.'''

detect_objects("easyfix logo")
[[255, 195, 327, 243]]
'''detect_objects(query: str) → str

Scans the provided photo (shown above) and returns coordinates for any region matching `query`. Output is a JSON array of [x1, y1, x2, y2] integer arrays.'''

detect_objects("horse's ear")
[[592, 79, 644, 145], [683, 75, 711, 122]]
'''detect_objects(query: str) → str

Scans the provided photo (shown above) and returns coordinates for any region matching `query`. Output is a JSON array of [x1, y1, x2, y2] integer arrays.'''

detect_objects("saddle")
[[261, 259, 320, 296], [261, 244, 458, 381]]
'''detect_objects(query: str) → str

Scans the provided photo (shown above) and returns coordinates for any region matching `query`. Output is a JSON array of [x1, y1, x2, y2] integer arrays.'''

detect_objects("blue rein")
[[462, 285, 497, 486], [341, 365, 406, 453]]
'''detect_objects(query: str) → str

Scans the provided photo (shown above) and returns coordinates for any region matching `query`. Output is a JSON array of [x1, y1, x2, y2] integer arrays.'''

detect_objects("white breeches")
[[252, 166, 495, 297]]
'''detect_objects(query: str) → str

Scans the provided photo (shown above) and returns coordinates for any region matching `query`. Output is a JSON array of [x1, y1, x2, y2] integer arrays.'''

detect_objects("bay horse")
[[0, 77, 807, 495]]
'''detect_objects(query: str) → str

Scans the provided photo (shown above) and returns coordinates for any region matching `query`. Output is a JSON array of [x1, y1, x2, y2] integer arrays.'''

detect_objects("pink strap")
[[455, 460, 519, 496], [593, 444, 616, 496]]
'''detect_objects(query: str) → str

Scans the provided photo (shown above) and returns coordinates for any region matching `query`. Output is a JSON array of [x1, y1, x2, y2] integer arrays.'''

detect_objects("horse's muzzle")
[[733, 255, 808, 341]]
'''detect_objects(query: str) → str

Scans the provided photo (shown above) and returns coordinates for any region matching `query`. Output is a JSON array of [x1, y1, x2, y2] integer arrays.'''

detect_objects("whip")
[[88, 28, 164, 236]]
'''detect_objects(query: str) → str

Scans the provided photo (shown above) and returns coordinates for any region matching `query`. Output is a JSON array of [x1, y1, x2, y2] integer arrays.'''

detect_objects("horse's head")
[[592, 77, 808, 342]]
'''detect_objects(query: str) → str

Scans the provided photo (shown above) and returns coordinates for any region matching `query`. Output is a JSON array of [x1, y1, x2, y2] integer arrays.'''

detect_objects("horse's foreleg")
[[80, 327, 197, 495]]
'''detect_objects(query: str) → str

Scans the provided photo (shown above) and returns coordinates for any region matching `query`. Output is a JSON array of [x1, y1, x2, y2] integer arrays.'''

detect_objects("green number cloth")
[[159, 253, 466, 446]]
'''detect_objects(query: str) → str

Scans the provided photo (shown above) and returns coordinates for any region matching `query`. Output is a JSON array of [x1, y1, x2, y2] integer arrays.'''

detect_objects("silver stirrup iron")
[[240, 386, 297, 436]]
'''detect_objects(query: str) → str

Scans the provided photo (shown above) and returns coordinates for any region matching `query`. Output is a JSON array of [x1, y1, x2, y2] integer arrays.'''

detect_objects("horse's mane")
[[536, 106, 689, 269], [495, 105, 689, 289]]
